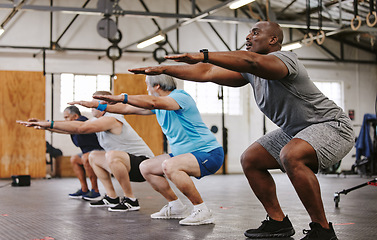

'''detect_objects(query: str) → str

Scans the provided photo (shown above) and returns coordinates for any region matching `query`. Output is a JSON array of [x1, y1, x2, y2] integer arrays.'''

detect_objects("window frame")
[[60, 73, 111, 112]]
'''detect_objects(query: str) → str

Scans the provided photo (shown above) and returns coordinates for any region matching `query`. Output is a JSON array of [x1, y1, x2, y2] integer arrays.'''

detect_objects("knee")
[[81, 155, 90, 167], [139, 161, 148, 177], [88, 151, 100, 166], [161, 160, 174, 178], [240, 150, 258, 171], [105, 151, 121, 167], [279, 149, 300, 173], [70, 155, 81, 165], [139, 160, 154, 179]]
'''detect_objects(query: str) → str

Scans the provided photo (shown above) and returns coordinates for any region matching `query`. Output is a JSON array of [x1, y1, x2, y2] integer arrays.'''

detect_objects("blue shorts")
[[169, 147, 224, 179]]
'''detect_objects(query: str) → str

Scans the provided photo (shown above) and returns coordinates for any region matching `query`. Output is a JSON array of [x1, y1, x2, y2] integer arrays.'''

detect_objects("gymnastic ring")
[[316, 30, 326, 45], [303, 32, 314, 46], [366, 11, 377, 27], [351, 15, 362, 31]]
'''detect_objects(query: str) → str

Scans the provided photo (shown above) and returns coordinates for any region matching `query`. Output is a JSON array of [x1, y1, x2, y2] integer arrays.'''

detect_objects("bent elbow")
[[148, 99, 159, 110]]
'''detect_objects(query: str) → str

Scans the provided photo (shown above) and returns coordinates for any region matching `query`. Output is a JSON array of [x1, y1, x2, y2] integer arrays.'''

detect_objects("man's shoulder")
[[75, 115, 88, 122], [169, 89, 185, 95], [103, 112, 122, 118], [269, 50, 297, 59], [102, 112, 127, 125]]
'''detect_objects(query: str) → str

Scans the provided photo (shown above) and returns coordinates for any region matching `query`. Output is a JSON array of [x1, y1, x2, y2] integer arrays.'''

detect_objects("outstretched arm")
[[129, 50, 288, 83], [93, 94, 180, 111], [129, 63, 247, 87], [17, 120, 71, 134], [69, 100, 154, 115], [18, 120, 91, 134], [168, 51, 288, 80], [18, 117, 119, 135]]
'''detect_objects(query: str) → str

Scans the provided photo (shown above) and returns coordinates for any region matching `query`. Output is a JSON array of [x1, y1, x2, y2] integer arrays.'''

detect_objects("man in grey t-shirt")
[[127, 21, 354, 240]]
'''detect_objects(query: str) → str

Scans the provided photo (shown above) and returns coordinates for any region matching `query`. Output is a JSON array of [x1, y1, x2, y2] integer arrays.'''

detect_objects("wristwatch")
[[200, 49, 209, 63]]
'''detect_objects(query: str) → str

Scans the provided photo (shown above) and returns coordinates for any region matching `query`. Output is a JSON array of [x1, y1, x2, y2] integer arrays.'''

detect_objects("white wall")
[[1, 0, 376, 173]]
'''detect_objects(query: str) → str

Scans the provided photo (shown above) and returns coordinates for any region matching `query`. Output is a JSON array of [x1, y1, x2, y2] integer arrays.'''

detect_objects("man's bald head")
[[246, 21, 284, 54]]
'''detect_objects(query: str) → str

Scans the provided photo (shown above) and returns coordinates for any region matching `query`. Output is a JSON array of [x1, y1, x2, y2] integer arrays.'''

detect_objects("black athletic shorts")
[[129, 154, 149, 182]]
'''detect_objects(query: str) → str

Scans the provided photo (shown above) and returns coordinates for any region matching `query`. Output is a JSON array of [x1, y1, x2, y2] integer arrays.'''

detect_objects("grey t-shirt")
[[95, 112, 154, 158], [241, 51, 344, 136]]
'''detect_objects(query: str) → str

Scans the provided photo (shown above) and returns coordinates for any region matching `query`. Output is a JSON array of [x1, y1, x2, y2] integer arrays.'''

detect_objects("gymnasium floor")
[[0, 173, 376, 240]]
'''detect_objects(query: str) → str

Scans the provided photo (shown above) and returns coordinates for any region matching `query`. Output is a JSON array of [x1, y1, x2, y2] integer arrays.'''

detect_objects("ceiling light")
[[281, 42, 302, 51], [137, 34, 165, 49], [229, 0, 255, 10], [0, 27, 4, 36]]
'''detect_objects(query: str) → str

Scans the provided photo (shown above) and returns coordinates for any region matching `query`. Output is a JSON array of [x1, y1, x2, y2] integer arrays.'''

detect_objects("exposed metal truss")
[[0, 0, 376, 64]]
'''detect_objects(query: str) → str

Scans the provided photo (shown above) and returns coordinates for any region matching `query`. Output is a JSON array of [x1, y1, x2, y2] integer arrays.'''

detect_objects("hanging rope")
[[303, 0, 314, 46], [351, 0, 362, 30], [247, 4, 262, 21], [265, 0, 270, 21], [366, 0, 377, 27], [316, 0, 325, 45]]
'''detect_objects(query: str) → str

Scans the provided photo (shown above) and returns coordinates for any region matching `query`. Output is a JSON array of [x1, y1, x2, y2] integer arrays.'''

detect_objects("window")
[[313, 81, 344, 109], [60, 73, 111, 112], [184, 82, 242, 115]]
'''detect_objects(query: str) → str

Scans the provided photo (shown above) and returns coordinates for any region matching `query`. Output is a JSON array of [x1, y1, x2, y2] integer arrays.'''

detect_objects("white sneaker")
[[179, 209, 215, 226], [151, 204, 190, 219]]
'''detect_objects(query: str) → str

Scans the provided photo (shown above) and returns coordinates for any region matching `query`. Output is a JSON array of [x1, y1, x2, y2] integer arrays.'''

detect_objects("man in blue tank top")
[[27, 106, 103, 200], [63, 106, 103, 200]]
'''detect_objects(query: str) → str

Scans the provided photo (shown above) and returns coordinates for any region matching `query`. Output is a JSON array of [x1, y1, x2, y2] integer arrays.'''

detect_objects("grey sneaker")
[[179, 208, 215, 226], [151, 204, 190, 219]]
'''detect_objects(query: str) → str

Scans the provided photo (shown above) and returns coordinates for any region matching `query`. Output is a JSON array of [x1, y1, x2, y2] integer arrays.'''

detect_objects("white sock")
[[127, 197, 137, 202], [168, 199, 184, 209], [193, 202, 208, 211]]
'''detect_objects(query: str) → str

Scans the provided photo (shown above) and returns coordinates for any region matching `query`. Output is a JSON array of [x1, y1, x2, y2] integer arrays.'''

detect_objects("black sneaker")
[[90, 195, 120, 208], [108, 197, 140, 212], [301, 222, 338, 240], [244, 215, 295, 238]]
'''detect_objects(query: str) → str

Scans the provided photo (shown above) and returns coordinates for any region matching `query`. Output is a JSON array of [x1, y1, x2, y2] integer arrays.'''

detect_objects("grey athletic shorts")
[[257, 115, 355, 173]]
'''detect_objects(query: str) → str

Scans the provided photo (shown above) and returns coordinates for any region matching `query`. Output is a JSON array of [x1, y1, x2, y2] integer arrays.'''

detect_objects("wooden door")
[[114, 74, 164, 156], [0, 71, 46, 178]]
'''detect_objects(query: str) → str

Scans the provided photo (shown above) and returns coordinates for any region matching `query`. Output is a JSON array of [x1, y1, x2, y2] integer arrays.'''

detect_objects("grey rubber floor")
[[0, 173, 376, 240]]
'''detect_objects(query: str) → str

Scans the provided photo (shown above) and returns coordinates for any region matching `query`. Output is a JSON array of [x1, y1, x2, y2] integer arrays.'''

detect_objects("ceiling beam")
[[54, 0, 92, 46], [121, 0, 236, 50], [0, 3, 341, 30], [0, 0, 27, 28], [138, 0, 177, 54]]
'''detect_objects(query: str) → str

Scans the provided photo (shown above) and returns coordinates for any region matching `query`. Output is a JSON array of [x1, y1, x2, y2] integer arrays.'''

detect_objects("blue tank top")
[[70, 116, 103, 153]]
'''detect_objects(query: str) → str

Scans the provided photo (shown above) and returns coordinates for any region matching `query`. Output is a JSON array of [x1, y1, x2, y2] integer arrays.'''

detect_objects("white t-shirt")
[[95, 112, 154, 158]]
